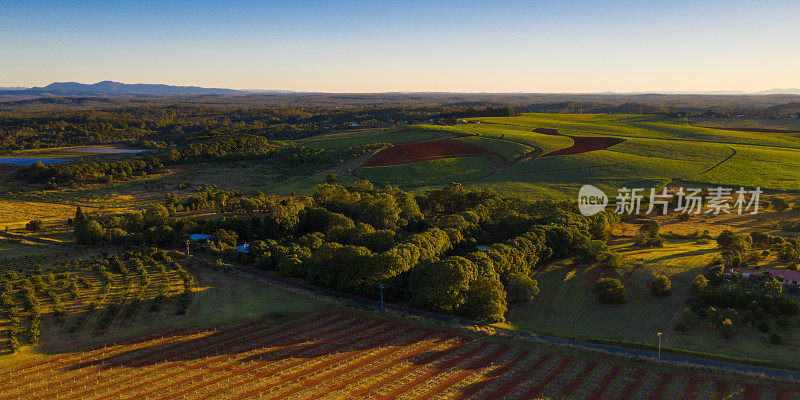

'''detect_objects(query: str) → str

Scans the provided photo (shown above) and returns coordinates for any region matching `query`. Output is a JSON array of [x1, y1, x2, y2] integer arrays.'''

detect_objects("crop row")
[[2, 312, 799, 400], [1, 313, 335, 399]]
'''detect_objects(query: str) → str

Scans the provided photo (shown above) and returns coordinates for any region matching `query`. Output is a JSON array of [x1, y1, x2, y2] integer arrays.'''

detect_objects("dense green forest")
[[3, 92, 799, 154], [0, 104, 517, 153], [70, 181, 618, 322]]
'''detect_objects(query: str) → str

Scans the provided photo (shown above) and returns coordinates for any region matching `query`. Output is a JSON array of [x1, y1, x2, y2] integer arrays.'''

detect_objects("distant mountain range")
[[752, 88, 800, 95], [0, 81, 798, 96], [0, 81, 294, 96]]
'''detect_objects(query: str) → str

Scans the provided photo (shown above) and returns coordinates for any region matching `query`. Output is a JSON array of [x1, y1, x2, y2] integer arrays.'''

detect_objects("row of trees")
[[72, 181, 614, 322], [191, 183, 608, 321]]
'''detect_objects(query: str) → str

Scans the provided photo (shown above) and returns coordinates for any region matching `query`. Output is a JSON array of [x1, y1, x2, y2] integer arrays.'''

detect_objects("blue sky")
[[1, 0, 798, 92]]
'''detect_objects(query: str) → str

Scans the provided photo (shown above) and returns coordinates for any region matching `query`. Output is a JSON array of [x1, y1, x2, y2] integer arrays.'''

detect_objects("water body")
[[68, 147, 148, 154], [0, 158, 70, 166]]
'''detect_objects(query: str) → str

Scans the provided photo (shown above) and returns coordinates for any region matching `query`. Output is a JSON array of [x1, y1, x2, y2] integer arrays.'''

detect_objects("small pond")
[[0, 158, 70, 166]]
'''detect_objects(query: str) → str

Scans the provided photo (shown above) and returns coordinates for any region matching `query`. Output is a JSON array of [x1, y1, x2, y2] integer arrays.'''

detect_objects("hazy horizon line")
[[2, 81, 799, 96]]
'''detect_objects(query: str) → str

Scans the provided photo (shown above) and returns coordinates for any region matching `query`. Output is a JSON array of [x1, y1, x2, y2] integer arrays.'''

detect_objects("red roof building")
[[768, 270, 800, 286]]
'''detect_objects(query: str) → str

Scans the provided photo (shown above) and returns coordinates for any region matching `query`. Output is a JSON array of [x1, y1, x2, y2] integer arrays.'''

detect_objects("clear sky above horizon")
[[1, 0, 798, 93]]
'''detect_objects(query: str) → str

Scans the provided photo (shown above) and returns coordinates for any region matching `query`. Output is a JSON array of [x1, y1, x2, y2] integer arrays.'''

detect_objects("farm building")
[[768, 269, 800, 287], [188, 233, 212, 241]]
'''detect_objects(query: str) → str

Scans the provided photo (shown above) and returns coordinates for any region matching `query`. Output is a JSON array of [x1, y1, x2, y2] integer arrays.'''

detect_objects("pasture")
[[296, 127, 446, 150], [356, 156, 499, 187], [507, 238, 800, 369], [689, 117, 800, 133], [343, 114, 800, 198]]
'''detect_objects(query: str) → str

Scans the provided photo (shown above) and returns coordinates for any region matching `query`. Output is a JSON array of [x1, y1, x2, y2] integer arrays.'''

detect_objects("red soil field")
[[531, 127, 626, 157], [1, 312, 796, 400], [540, 135, 626, 157], [532, 128, 560, 135], [362, 138, 502, 167]]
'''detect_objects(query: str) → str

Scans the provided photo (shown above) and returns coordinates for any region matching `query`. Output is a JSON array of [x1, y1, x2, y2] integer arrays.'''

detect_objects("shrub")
[[777, 316, 790, 329], [599, 251, 623, 269], [769, 333, 782, 345], [2, 270, 18, 280], [635, 235, 664, 248], [592, 278, 626, 304], [778, 300, 799, 315], [505, 273, 539, 302], [716, 230, 737, 249], [640, 220, 661, 237], [757, 321, 770, 333], [719, 318, 735, 339], [690, 275, 709, 295], [25, 219, 44, 232], [74, 219, 106, 245], [650, 275, 672, 296], [772, 197, 791, 212]]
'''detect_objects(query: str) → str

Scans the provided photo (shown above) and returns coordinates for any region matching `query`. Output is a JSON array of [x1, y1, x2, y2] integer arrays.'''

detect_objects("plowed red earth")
[[532, 127, 625, 157], [362, 138, 502, 167], [0, 312, 795, 399]]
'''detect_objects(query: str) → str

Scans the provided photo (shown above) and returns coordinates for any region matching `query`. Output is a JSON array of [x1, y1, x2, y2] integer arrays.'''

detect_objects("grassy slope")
[[296, 127, 445, 149], [690, 117, 800, 132], [355, 156, 498, 187], [507, 238, 800, 368], [695, 145, 800, 190], [450, 136, 532, 161], [418, 114, 800, 198]]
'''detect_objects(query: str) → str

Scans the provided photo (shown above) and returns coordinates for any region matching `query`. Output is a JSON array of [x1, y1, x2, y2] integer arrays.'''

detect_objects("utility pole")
[[379, 284, 384, 312], [657, 332, 662, 361]]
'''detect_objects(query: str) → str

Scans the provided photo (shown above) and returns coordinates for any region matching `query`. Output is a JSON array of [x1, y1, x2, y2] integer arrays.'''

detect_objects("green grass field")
[[506, 238, 800, 368], [355, 156, 499, 187], [375, 114, 800, 197], [296, 127, 446, 149], [690, 116, 800, 132]]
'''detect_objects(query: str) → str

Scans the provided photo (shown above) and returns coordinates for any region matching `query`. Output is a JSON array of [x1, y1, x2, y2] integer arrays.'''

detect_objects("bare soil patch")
[[362, 138, 503, 167], [532, 128, 626, 157]]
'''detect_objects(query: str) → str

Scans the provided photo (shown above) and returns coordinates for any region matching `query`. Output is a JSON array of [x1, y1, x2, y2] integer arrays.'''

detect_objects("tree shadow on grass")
[[641, 247, 719, 264]]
